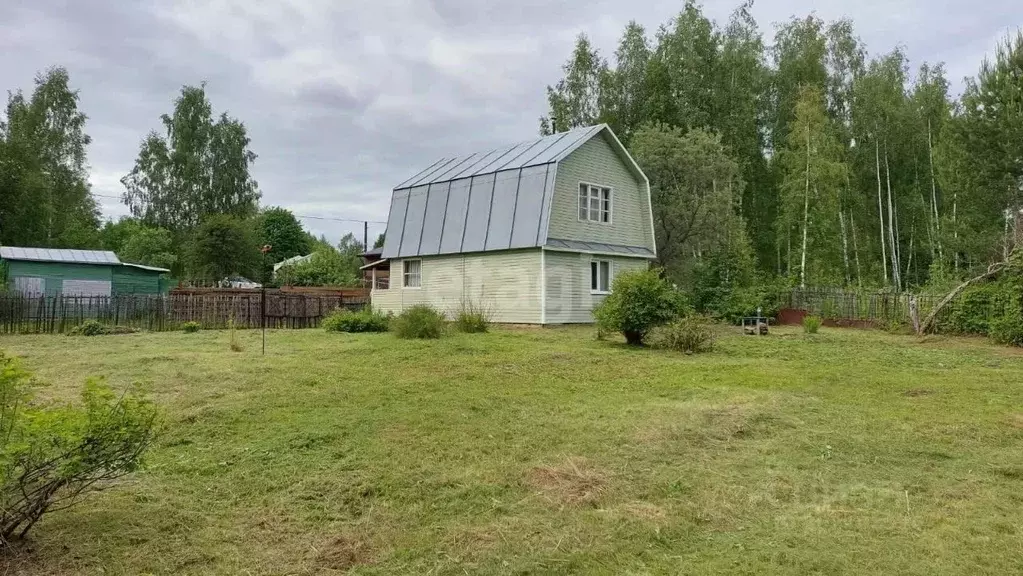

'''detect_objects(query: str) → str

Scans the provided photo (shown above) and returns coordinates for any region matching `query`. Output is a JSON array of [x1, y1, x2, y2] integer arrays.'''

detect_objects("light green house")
[[365, 124, 656, 324], [0, 247, 170, 296]]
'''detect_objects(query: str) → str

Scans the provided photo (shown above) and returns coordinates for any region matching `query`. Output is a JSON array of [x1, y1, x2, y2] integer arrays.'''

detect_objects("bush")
[[322, 307, 390, 333], [68, 321, 138, 336], [803, 315, 822, 334], [454, 300, 491, 334], [392, 305, 445, 339], [990, 315, 1023, 346], [181, 321, 201, 333], [652, 316, 715, 354], [593, 269, 688, 346], [0, 353, 158, 542]]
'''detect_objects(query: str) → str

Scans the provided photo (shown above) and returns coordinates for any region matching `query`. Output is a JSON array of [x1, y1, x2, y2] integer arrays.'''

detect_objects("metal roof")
[[0, 246, 121, 265], [382, 124, 649, 259], [122, 262, 171, 273], [545, 238, 656, 258]]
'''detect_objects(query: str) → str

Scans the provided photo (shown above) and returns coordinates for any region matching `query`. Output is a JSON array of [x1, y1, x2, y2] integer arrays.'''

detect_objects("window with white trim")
[[578, 183, 611, 223], [590, 260, 611, 293], [402, 259, 422, 288]]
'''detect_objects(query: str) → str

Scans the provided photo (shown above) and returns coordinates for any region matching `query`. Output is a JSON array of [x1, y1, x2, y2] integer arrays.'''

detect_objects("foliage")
[[181, 321, 201, 334], [373, 233, 386, 249], [121, 84, 260, 232], [0, 353, 157, 542], [275, 248, 360, 287], [651, 316, 715, 354], [454, 300, 492, 334], [392, 305, 445, 340], [257, 208, 310, 276], [116, 223, 176, 271], [67, 321, 138, 337], [803, 315, 823, 334], [0, 67, 100, 249], [187, 214, 260, 282], [593, 269, 688, 345], [322, 307, 390, 334]]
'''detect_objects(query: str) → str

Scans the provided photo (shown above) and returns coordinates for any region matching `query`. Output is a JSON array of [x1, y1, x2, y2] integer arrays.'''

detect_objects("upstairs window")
[[578, 183, 611, 223], [590, 260, 611, 294], [402, 259, 422, 288]]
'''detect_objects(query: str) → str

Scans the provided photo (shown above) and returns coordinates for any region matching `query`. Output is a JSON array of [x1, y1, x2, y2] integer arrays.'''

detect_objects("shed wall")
[[112, 268, 164, 295], [4, 261, 113, 296]]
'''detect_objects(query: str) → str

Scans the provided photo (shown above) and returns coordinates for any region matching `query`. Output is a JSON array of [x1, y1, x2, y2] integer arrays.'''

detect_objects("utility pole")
[[364, 221, 369, 252]]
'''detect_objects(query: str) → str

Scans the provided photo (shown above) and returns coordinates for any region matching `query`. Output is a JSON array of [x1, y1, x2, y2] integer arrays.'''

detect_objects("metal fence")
[[0, 289, 369, 334]]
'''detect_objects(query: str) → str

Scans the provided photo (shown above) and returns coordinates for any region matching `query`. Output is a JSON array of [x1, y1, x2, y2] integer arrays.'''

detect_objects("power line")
[[90, 193, 385, 225]]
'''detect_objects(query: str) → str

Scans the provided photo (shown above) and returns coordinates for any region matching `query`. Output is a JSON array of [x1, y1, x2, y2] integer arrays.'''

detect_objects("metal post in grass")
[[261, 245, 272, 355]]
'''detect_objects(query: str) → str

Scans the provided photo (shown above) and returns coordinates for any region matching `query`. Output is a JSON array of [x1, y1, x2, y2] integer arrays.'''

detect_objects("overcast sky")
[[2, 1, 1018, 243]]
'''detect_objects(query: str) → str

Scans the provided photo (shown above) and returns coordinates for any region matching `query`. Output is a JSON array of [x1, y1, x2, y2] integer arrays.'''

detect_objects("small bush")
[[0, 353, 158, 542], [593, 269, 688, 346], [803, 315, 822, 334], [181, 321, 201, 334], [990, 315, 1023, 346], [322, 307, 390, 333], [392, 305, 445, 339], [454, 300, 491, 334], [652, 317, 715, 354], [68, 321, 137, 336]]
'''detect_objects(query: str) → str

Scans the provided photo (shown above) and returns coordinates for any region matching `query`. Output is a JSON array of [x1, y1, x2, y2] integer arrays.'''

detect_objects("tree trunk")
[[927, 119, 943, 261], [800, 125, 811, 288], [905, 232, 914, 282], [875, 134, 889, 285], [840, 209, 851, 285], [851, 215, 863, 288], [884, 138, 901, 291], [918, 260, 1008, 335]]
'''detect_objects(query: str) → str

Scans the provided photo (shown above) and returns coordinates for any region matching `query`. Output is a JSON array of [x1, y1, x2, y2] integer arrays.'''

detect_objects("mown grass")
[[0, 325, 1021, 575]]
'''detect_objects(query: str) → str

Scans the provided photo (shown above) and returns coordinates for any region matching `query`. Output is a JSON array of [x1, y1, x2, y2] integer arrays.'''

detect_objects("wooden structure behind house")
[[360, 247, 389, 289], [364, 124, 656, 324], [0, 247, 171, 296]]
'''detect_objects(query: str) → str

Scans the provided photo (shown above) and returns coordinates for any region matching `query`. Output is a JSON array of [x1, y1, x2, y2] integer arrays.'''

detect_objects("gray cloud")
[[2, 0, 1018, 243]]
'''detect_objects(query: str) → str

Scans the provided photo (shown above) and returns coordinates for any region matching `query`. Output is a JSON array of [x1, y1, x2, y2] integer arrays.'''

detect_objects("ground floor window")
[[403, 259, 422, 288], [590, 260, 611, 294]]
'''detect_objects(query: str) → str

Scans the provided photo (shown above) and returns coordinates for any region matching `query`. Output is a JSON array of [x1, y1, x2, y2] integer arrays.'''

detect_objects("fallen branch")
[[918, 260, 1008, 335]]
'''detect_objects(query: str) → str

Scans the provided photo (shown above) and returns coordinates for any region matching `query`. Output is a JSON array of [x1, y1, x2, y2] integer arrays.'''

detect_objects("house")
[[365, 124, 656, 324], [360, 246, 389, 289], [0, 247, 171, 296]]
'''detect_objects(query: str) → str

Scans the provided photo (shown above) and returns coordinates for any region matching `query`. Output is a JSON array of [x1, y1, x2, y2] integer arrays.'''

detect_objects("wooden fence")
[[0, 289, 369, 334], [780, 287, 951, 326]]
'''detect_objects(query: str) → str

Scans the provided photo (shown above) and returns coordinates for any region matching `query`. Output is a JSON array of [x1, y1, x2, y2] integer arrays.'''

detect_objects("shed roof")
[[382, 124, 647, 260], [0, 246, 121, 265], [122, 262, 171, 273]]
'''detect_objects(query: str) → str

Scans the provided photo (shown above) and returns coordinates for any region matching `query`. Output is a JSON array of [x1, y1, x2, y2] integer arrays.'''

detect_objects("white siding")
[[544, 251, 650, 324], [372, 250, 542, 324]]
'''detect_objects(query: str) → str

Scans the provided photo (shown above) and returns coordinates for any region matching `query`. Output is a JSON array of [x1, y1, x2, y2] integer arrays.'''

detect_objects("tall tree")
[[187, 214, 260, 282], [121, 84, 260, 232], [541, 35, 606, 133], [647, 1, 720, 131], [0, 68, 99, 248], [777, 87, 847, 287], [601, 22, 651, 144], [257, 208, 310, 265]]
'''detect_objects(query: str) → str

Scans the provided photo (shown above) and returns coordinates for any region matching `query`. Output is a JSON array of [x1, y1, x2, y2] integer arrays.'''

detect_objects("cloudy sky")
[[2, 1, 1018, 242]]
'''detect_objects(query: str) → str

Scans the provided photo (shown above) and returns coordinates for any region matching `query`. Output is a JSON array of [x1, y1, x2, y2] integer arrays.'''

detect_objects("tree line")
[[0, 71, 371, 286], [542, 1, 1023, 305]]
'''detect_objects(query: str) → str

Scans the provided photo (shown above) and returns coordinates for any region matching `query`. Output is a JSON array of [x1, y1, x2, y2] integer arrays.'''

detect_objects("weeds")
[[803, 315, 822, 334], [392, 305, 445, 339]]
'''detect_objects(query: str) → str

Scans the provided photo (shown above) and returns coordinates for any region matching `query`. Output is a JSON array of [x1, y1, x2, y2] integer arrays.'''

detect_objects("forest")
[[541, 1, 1023, 309]]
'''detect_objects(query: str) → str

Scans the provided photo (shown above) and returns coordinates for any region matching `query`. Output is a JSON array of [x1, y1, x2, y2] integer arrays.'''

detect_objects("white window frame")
[[402, 259, 422, 289], [590, 259, 612, 294], [578, 182, 612, 224]]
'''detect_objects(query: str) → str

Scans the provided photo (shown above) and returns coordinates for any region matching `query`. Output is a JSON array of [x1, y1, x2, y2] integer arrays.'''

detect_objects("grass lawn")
[[0, 325, 1021, 575]]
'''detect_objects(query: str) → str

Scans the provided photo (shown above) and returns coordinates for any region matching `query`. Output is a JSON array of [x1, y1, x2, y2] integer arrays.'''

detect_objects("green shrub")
[[454, 300, 491, 334], [0, 353, 158, 541], [803, 315, 822, 334], [989, 315, 1023, 346], [68, 321, 138, 336], [181, 321, 201, 333], [593, 269, 688, 346], [652, 317, 715, 354], [392, 305, 445, 339], [322, 307, 391, 333]]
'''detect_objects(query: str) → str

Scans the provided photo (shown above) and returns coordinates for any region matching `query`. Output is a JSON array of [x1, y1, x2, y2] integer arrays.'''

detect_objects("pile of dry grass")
[[525, 458, 607, 507]]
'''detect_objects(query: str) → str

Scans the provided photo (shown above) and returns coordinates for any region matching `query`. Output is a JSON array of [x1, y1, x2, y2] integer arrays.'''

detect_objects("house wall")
[[546, 133, 654, 251], [4, 261, 113, 296], [544, 251, 650, 324], [372, 249, 543, 323]]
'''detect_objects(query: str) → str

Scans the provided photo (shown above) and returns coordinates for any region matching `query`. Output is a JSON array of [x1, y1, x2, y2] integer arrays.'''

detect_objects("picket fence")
[[781, 287, 951, 326], [0, 289, 369, 334]]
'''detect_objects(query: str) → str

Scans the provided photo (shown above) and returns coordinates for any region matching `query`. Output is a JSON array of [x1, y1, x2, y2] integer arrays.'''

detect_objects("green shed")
[[0, 247, 169, 297]]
